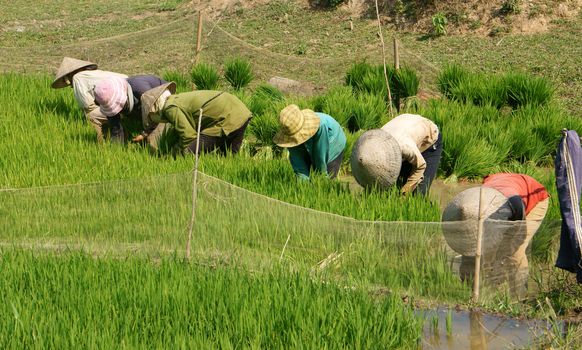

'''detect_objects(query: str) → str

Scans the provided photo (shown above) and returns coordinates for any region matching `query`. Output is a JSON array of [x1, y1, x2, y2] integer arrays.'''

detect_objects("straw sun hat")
[[273, 104, 320, 148], [140, 82, 177, 128], [51, 57, 98, 89]]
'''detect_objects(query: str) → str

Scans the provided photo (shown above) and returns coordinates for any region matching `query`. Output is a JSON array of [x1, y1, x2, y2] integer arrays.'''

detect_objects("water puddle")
[[418, 308, 558, 349]]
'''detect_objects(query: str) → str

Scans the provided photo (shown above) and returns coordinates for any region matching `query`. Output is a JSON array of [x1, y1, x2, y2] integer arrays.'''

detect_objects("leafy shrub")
[[503, 72, 554, 109], [431, 12, 448, 36], [190, 63, 220, 90], [224, 57, 254, 90], [162, 70, 190, 92], [500, 0, 521, 15]]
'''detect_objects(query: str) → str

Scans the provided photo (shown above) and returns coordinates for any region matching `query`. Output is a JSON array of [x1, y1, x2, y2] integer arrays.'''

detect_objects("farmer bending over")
[[442, 173, 549, 296], [351, 114, 441, 195], [51, 57, 128, 143], [93, 75, 174, 151], [141, 85, 252, 155], [273, 104, 346, 180]]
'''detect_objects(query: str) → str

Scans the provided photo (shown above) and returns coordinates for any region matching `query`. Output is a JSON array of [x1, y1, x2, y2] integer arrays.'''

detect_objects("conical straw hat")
[[51, 57, 98, 89], [141, 82, 177, 128], [350, 129, 402, 189], [441, 186, 515, 256]]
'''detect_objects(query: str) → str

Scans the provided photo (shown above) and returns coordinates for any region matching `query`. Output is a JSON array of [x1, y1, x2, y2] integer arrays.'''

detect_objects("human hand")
[[132, 134, 145, 143]]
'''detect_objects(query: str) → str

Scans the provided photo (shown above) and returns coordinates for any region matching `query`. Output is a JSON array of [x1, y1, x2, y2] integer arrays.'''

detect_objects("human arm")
[[289, 147, 311, 180], [401, 145, 426, 195]]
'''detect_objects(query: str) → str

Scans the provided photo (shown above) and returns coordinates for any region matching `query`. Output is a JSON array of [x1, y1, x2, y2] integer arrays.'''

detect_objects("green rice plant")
[[342, 129, 364, 167], [345, 61, 374, 92], [162, 70, 191, 92], [248, 84, 285, 116], [224, 57, 254, 90], [316, 86, 355, 128], [248, 109, 280, 148], [190, 62, 220, 90], [437, 64, 470, 99], [503, 72, 554, 109], [392, 67, 420, 102], [350, 92, 387, 131], [450, 138, 503, 178]]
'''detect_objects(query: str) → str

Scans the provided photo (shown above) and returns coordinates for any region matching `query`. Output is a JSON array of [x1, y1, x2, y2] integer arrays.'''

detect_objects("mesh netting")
[[0, 171, 558, 302], [0, 12, 441, 89]]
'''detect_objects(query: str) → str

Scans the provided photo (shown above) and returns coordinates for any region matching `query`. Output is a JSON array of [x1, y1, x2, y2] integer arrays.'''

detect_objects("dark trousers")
[[399, 132, 442, 195], [188, 119, 250, 156]]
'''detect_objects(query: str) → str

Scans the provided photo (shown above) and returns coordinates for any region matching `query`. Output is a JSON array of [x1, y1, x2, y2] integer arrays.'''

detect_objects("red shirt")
[[483, 173, 549, 215]]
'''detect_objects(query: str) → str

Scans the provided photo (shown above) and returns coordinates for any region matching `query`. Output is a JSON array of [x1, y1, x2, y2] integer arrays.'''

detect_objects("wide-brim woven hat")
[[140, 82, 176, 127], [441, 186, 518, 256], [350, 129, 402, 190], [94, 76, 128, 117], [51, 57, 98, 89], [273, 104, 320, 148]]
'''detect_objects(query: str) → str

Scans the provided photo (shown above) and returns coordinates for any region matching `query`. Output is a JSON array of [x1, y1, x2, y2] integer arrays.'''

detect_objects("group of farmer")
[[53, 57, 551, 295]]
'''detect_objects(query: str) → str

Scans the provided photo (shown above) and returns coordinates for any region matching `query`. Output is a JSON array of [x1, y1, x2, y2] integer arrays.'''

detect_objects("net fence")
[[0, 10, 441, 90], [0, 171, 559, 303]]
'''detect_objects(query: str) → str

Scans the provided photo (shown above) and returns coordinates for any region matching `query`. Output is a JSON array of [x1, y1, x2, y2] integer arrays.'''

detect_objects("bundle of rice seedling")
[[392, 67, 420, 101], [316, 86, 355, 128], [503, 72, 554, 109], [224, 57, 254, 90], [248, 84, 285, 116], [162, 70, 191, 92], [190, 62, 220, 90], [437, 64, 469, 99], [350, 93, 387, 131]]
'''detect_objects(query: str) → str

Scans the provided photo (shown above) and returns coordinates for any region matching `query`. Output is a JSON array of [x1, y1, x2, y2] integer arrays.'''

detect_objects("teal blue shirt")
[[288, 113, 347, 180]]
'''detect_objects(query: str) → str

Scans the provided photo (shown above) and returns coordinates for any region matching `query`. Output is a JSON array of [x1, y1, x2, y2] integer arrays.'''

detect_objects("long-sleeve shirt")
[[381, 114, 439, 191], [158, 91, 252, 151], [127, 75, 168, 134], [288, 113, 346, 180], [72, 70, 128, 122]]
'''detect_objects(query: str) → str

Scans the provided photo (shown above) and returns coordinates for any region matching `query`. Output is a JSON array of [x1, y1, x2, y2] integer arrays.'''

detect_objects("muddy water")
[[418, 308, 555, 350]]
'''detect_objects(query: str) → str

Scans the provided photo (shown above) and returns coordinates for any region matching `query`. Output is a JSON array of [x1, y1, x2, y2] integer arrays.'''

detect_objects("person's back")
[[381, 114, 438, 152]]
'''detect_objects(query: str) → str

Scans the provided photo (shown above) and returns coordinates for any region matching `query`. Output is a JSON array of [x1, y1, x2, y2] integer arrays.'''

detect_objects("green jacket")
[[160, 91, 252, 151]]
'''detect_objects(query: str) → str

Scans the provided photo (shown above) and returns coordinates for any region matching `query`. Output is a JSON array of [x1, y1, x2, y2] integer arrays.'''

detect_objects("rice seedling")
[[437, 63, 470, 99], [224, 56, 254, 90], [315, 85, 355, 128], [161, 69, 191, 92], [445, 310, 453, 336], [504, 72, 554, 109], [248, 84, 284, 116], [392, 66, 420, 102], [350, 92, 387, 131], [190, 62, 220, 90], [0, 250, 423, 348]]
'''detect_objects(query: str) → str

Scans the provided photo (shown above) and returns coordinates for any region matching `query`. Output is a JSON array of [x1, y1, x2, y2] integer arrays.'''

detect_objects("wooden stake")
[[472, 185, 486, 302], [374, 0, 394, 116], [194, 11, 203, 65], [393, 37, 400, 70], [186, 108, 204, 261]]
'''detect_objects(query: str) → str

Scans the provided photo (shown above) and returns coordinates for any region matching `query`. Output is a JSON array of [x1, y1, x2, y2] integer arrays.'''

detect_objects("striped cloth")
[[94, 76, 129, 117]]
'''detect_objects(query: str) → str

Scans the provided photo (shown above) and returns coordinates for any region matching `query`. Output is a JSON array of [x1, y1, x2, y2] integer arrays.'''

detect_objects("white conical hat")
[[350, 129, 402, 190], [441, 186, 517, 256], [51, 57, 98, 89]]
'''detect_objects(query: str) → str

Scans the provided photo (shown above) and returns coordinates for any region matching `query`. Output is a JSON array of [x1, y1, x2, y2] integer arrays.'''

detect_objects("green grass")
[[0, 250, 422, 349]]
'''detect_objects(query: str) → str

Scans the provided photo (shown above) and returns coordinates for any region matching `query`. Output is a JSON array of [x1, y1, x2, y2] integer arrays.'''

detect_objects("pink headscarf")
[[94, 77, 128, 117]]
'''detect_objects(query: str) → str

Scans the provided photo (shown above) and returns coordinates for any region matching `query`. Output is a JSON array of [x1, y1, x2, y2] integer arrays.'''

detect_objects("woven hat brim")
[[141, 82, 176, 127], [273, 110, 320, 147], [51, 57, 98, 89], [350, 129, 402, 189]]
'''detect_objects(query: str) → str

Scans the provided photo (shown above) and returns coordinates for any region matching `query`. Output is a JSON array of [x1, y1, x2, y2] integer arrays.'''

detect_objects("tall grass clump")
[[503, 72, 554, 109], [224, 57, 254, 90], [190, 62, 220, 90]]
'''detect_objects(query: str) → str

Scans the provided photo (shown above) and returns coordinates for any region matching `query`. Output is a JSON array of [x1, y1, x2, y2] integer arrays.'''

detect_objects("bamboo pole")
[[374, 0, 394, 116], [472, 185, 486, 302], [194, 11, 203, 65], [186, 108, 204, 261], [393, 37, 400, 70]]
